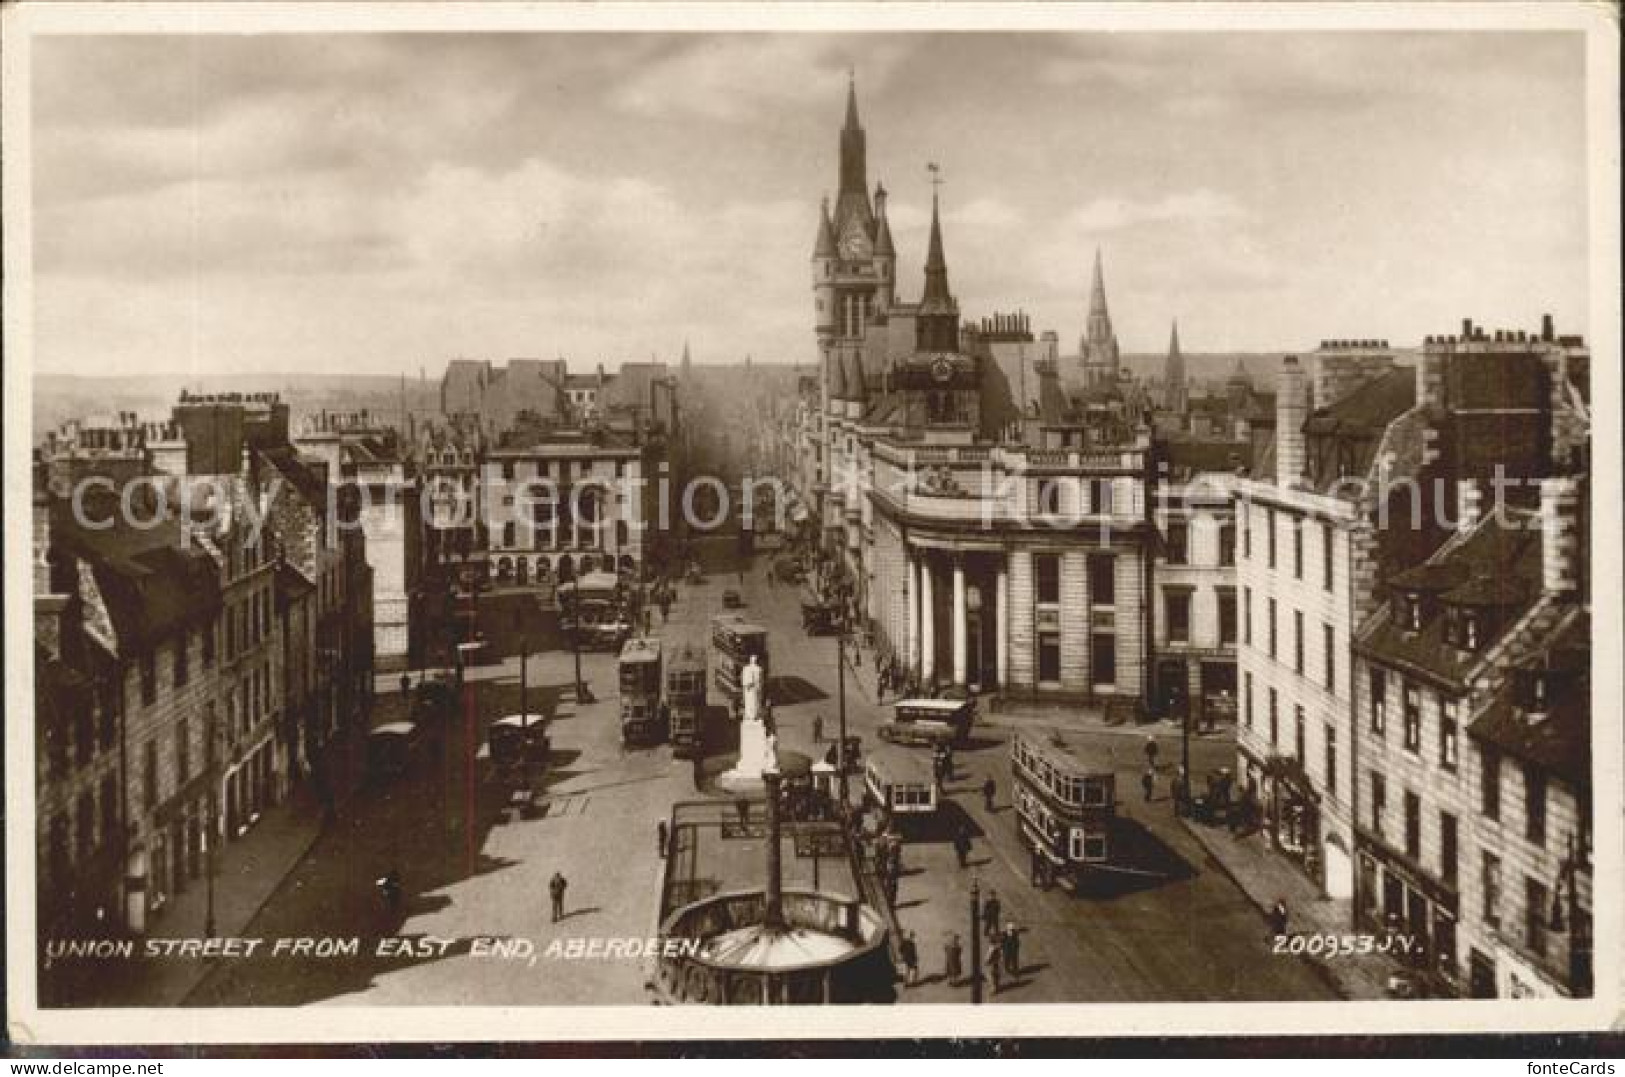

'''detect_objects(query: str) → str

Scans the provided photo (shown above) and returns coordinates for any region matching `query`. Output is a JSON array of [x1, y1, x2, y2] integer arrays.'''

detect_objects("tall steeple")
[[833, 72, 873, 239], [1163, 319, 1186, 412], [1080, 248, 1120, 387], [681, 339, 693, 380], [916, 179, 960, 353]]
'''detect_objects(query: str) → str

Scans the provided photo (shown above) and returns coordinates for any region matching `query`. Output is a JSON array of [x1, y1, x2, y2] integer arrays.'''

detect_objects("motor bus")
[[618, 636, 665, 746], [878, 697, 976, 747], [664, 641, 708, 758], [559, 570, 631, 651], [710, 615, 770, 703], [862, 747, 938, 827], [1011, 727, 1118, 890]]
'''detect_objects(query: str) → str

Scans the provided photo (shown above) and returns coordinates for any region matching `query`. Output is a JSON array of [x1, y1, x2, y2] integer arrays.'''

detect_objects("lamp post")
[[836, 608, 849, 811], [519, 635, 528, 731], [969, 873, 983, 1003], [204, 709, 219, 938]]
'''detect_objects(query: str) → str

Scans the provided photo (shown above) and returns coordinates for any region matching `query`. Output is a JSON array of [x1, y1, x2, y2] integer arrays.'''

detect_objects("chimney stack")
[[1539, 476, 1582, 596], [1276, 355, 1308, 488], [1541, 314, 1554, 343]]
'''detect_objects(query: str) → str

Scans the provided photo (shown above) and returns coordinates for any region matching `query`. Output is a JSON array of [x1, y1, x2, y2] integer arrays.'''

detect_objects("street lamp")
[[204, 706, 220, 938], [836, 606, 850, 811]]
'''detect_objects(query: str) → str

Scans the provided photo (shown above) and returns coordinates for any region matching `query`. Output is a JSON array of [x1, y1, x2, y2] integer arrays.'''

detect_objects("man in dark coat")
[[549, 871, 568, 922]]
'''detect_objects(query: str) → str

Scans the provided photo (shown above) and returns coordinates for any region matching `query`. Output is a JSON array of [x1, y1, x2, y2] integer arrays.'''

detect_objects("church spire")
[[837, 72, 868, 201], [1087, 248, 1110, 330], [922, 188, 951, 304], [916, 166, 959, 353], [844, 69, 861, 132], [1163, 319, 1186, 411]]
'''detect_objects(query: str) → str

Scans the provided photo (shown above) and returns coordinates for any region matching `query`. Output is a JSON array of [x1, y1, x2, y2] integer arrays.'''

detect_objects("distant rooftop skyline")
[[27, 26, 1591, 379]]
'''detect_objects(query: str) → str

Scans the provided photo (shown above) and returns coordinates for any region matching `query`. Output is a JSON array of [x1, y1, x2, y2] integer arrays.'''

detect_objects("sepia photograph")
[[3, 0, 1619, 1051]]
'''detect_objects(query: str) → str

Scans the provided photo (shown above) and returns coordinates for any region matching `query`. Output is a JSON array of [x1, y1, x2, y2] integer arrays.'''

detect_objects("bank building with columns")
[[804, 79, 1156, 706]]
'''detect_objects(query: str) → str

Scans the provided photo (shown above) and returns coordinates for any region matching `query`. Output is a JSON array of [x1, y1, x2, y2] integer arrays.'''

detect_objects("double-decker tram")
[[1011, 728, 1117, 890], [664, 641, 708, 758], [862, 745, 938, 830], [709, 614, 770, 704], [618, 636, 665, 746]]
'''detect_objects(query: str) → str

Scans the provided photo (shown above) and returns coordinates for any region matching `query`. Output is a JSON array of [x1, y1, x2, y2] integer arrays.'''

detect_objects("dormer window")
[[1463, 612, 1480, 651], [1404, 593, 1424, 632]]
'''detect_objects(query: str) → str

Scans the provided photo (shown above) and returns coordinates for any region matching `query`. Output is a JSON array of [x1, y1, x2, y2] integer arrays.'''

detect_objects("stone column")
[[905, 550, 919, 676], [920, 555, 936, 683], [995, 561, 1009, 690], [952, 557, 967, 686]]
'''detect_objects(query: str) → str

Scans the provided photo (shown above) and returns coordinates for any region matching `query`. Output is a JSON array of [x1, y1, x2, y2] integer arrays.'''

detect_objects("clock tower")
[[811, 75, 895, 403]]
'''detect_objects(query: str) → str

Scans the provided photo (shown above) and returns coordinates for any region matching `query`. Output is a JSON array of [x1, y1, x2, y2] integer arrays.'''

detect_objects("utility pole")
[[969, 874, 983, 1003]]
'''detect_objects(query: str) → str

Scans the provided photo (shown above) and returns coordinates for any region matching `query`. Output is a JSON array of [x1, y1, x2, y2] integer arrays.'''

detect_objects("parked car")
[[366, 722, 421, 783], [722, 589, 743, 609]]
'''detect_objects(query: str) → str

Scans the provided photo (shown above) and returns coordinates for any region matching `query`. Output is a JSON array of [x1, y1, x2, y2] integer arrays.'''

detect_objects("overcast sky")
[[30, 30, 1589, 378]]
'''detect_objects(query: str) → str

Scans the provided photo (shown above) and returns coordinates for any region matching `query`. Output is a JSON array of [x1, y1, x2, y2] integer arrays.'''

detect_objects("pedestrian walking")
[[944, 932, 964, 985], [899, 931, 920, 986], [943, 745, 956, 781], [549, 871, 568, 922], [1270, 898, 1290, 939], [399, 672, 412, 697], [1002, 923, 1021, 978], [986, 941, 1003, 994], [982, 776, 997, 812], [952, 825, 971, 868], [657, 819, 669, 859], [736, 797, 751, 827], [982, 890, 1001, 940], [1141, 767, 1155, 802], [1144, 734, 1160, 770], [813, 713, 824, 745]]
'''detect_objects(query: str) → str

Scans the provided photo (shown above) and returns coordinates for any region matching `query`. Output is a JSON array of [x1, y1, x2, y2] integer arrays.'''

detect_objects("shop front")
[[1355, 830, 1460, 991], [1261, 754, 1322, 885]]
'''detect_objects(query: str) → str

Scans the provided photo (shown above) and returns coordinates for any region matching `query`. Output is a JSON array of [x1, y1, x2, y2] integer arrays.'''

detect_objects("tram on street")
[[1011, 727, 1118, 890], [559, 570, 632, 651], [664, 641, 708, 758], [710, 614, 770, 703], [862, 746, 939, 826], [618, 636, 666, 746], [878, 697, 976, 747]]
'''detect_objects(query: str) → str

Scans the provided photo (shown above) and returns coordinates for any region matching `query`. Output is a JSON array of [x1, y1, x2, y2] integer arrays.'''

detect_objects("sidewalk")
[[1180, 819, 1398, 1000]]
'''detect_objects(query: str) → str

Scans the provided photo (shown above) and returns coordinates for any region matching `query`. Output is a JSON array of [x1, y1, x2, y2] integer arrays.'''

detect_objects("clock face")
[[839, 220, 868, 260]]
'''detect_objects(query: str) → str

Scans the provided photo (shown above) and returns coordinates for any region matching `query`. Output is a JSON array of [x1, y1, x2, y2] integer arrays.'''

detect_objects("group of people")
[[895, 913, 1025, 994]]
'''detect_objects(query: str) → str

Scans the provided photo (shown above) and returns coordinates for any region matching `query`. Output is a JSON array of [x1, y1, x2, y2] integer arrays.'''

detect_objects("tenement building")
[[1349, 321, 1591, 998]]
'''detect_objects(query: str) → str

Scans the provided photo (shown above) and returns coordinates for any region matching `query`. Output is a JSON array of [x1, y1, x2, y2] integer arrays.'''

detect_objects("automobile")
[[366, 721, 421, 782], [722, 589, 743, 609]]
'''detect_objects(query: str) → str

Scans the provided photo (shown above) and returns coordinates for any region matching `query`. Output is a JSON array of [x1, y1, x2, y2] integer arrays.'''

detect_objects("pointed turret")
[[1085, 249, 1111, 340], [873, 183, 895, 257], [834, 73, 873, 238], [681, 339, 693, 379], [813, 196, 836, 259], [1079, 248, 1120, 388]]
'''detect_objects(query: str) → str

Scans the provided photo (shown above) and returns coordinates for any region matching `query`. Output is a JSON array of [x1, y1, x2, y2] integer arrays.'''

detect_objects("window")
[[1441, 812, 1458, 888], [1089, 479, 1113, 515], [140, 652, 157, 706], [226, 605, 237, 659], [1267, 508, 1277, 567], [1035, 478, 1063, 515], [503, 522, 517, 547], [1440, 698, 1458, 771], [1369, 668, 1387, 734], [1268, 599, 1278, 659], [1322, 523, 1335, 591], [1269, 688, 1279, 747], [1525, 766, 1546, 847], [174, 632, 189, 688], [1088, 555, 1115, 605], [1525, 877, 1548, 956], [1242, 506, 1251, 559], [1294, 706, 1305, 761], [1035, 554, 1060, 605], [1167, 591, 1191, 644], [1324, 623, 1336, 691], [1483, 853, 1501, 926], [202, 619, 216, 667], [143, 741, 159, 809], [1037, 633, 1061, 683], [1293, 521, 1304, 579], [176, 716, 190, 782], [1090, 634, 1116, 687], [1404, 790, 1420, 859], [1325, 723, 1337, 795], [261, 590, 271, 637], [1294, 610, 1305, 674], [1402, 682, 1421, 752], [502, 461, 515, 480], [1219, 523, 1236, 567], [1244, 672, 1254, 728], [1243, 587, 1252, 645], [1481, 746, 1501, 821], [1371, 770, 1386, 835], [1219, 590, 1237, 646], [1166, 523, 1189, 565]]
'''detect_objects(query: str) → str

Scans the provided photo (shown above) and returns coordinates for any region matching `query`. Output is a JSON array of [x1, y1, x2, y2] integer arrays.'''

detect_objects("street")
[[189, 535, 1336, 1005]]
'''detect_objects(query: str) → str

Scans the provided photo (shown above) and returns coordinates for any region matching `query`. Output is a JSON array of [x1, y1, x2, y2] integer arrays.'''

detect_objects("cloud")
[[1067, 189, 1248, 233]]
